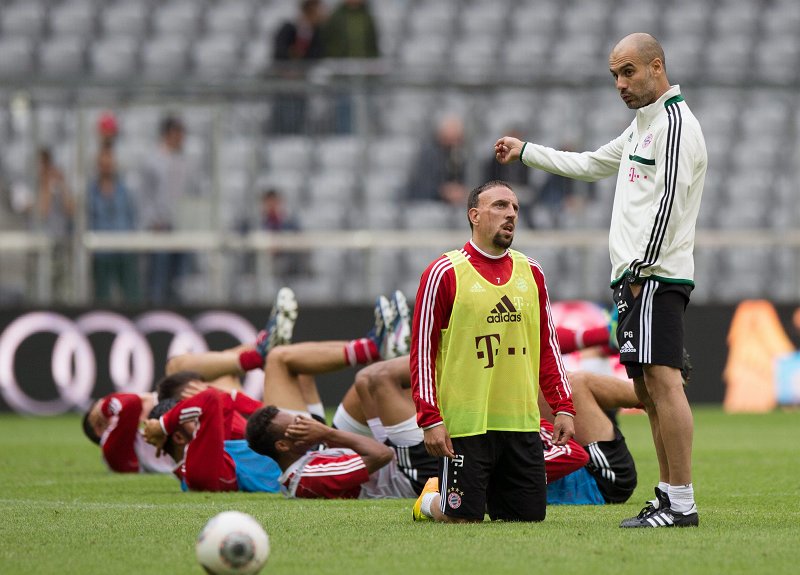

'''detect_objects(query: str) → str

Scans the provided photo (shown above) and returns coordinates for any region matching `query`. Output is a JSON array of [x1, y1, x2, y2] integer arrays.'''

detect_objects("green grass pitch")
[[1, 408, 798, 575]]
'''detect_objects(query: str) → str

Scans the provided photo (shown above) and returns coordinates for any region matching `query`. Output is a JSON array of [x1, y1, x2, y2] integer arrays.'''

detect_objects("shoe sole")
[[387, 291, 410, 359], [274, 288, 298, 345]]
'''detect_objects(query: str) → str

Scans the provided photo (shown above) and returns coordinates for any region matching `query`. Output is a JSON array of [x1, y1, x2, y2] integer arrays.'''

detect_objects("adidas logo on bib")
[[487, 295, 522, 323], [620, 340, 637, 354], [470, 282, 485, 293]]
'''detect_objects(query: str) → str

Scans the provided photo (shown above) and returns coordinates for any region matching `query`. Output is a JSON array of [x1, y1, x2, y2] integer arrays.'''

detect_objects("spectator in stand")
[[259, 188, 306, 280], [323, 0, 379, 58], [35, 147, 74, 302], [532, 144, 596, 229], [407, 114, 468, 207], [97, 110, 118, 147], [138, 114, 196, 305], [260, 189, 299, 233], [271, 0, 327, 134], [322, 0, 380, 133], [87, 141, 140, 304]]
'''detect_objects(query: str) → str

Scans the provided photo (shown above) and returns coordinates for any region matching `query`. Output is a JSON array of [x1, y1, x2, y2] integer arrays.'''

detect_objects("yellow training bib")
[[436, 249, 542, 438]]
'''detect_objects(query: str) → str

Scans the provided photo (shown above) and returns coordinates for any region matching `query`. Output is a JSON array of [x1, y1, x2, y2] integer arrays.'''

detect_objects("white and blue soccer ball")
[[196, 511, 270, 575]]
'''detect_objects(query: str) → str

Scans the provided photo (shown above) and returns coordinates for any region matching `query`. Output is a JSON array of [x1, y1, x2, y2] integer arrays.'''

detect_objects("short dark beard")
[[493, 232, 513, 249]]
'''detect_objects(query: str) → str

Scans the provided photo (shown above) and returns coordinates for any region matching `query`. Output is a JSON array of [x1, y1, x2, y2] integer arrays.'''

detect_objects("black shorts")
[[583, 426, 637, 504], [387, 440, 439, 496], [440, 431, 547, 522], [612, 277, 692, 379]]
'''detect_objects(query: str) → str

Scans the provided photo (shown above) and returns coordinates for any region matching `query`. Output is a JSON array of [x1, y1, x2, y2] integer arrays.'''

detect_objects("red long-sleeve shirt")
[[160, 388, 240, 492], [410, 241, 574, 430], [100, 393, 142, 473]]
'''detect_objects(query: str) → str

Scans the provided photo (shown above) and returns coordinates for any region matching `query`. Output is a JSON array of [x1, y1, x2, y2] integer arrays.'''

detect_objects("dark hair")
[[467, 180, 513, 228], [159, 115, 184, 136], [301, 0, 321, 15], [148, 398, 181, 456], [156, 371, 205, 401], [245, 405, 282, 460], [148, 397, 181, 420], [81, 399, 102, 445]]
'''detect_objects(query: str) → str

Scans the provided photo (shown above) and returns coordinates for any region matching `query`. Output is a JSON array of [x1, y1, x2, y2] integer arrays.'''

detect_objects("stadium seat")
[[450, 34, 497, 81], [264, 136, 313, 171], [241, 38, 273, 77], [153, 0, 205, 37], [0, 37, 35, 77], [218, 136, 256, 173], [254, 2, 297, 38], [762, 0, 800, 36], [509, 2, 561, 38], [141, 36, 190, 79], [398, 36, 449, 75], [101, 1, 150, 38], [561, 0, 611, 37], [193, 35, 242, 78], [315, 136, 362, 171], [204, 0, 254, 37], [711, 0, 761, 37], [406, 1, 456, 37], [39, 36, 87, 78], [550, 34, 604, 77], [379, 90, 435, 135], [307, 172, 358, 204], [90, 37, 139, 79], [662, 2, 711, 38], [50, 0, 97, 37], [298, 200, 348, 230], [367, 136, 418, 173], [705, 37, 751, 83], [460, 3, 506, 35], [363, 170, 408, 204], [753, 36, 800, 85], [404, 201, 459, 230], [0, 1, 47, 38]]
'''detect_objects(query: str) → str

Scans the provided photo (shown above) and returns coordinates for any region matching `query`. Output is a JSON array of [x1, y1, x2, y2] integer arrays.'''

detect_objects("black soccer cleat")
[[619, 487, 670, 528], [620, 505, 699, 528]]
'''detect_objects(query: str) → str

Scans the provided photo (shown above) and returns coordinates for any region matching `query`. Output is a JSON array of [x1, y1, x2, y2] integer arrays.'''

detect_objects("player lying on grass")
[[142, 288, 411, 494], [78, 288, 299, 474], [82, 284, 392, 475], [82, 388, 175, 474]]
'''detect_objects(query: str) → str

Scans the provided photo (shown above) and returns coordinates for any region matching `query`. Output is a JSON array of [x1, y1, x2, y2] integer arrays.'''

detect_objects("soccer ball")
[[196, 511, 270, 575]]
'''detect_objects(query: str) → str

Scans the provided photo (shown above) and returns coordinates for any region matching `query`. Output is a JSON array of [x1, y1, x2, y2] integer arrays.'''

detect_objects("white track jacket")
[[521, 85, 707, 287]]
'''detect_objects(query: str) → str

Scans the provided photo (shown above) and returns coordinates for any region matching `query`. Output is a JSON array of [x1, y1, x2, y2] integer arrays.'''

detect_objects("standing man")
[[138, 114, 197, 305], [495, 33, 707, 528], [410, 180, 575, 523]]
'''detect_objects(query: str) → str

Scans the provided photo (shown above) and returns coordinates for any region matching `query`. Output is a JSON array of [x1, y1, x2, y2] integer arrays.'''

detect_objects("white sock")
[[668, 483, 695, 513], [306, 402, 325, 421], [384, 416, 423, 447], [331, 404, 371, 437], [367, 417, 387, 443], [420, 492, 438, 518]]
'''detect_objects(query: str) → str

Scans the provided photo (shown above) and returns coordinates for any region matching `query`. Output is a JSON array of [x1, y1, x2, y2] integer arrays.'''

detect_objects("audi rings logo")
[[0, 311, 260, 416]]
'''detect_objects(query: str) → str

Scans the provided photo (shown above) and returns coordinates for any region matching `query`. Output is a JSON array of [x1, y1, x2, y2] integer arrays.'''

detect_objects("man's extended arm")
[[495, 132, 627, 182]]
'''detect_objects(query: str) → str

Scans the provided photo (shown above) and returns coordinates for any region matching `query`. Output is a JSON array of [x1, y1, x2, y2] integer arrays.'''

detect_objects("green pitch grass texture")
[[1, 408, 798, 575]]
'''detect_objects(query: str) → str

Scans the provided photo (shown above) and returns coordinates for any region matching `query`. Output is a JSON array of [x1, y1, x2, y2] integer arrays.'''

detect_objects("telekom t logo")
[[628, 167, 649, 182], [475, 334, 500, 368]]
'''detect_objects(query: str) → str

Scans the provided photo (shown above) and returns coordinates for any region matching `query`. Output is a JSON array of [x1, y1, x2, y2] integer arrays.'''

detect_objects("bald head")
[[612, 33, 666, 72], [609, 33, 670, 109]]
